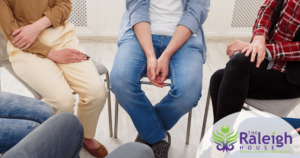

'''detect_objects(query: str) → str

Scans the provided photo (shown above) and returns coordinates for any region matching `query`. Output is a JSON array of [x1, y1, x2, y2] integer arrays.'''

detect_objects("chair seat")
[[245, 98, 300, 117]]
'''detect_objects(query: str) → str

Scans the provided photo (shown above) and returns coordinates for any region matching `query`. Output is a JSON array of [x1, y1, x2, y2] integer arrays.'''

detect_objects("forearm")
[[133, 22, 155, 59], [162, 25, 192, 59], [32, 16, 52, 32], [252, 0, 278, 39]]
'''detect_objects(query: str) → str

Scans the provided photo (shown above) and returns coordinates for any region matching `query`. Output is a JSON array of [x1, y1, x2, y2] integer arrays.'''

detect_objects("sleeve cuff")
[[253, 27, 268, 38], [265, 43, 276, 60], [265, 47, 273, 61], [44, 11, 60, 28]]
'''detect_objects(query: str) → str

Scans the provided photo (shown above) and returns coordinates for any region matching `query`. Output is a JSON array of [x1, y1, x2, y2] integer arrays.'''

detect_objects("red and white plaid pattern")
[[252, 0, 300, 73]]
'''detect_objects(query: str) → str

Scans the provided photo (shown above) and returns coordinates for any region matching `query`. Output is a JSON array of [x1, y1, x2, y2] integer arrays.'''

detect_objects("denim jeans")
[[110, 30, 204, 144], [282, 118, 300, 135], [0, 92, 54, 153], [2, 113, 84, 158]]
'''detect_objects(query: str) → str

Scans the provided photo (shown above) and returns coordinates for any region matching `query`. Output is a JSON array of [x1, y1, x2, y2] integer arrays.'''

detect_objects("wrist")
[[161, 51, 172, 60], [47, 49, 56, 58], [254, 35, 265, 40], [32, 22, 44, 33]]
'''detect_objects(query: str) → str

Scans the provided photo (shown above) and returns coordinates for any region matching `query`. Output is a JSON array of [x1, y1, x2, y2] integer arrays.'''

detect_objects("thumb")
[[12, 28, 23, 36]]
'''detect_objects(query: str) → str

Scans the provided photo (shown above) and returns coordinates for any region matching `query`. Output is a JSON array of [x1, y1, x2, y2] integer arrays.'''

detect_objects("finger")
[[156, 66, 160, 76], [23, 43, 32, 50], [14, 36, 25, 47], [12, 35, 21, 45], [69, 60, 83, 63], [150, 78, 164, 88], [12, 28, 22, 36], [150, 68, 156, 80], [161, 73, 167, 83], [250, 49, 257, 62], [72, 49, 85, 55], [241, 46, 249, 54], [245, 47, 253, 57], [19, 42, 27, 50], [72, 54, 87, 60], [256, 50, 264, 67]]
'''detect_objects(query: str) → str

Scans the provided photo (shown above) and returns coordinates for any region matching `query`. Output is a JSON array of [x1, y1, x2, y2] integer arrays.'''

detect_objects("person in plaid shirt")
[[210, 0, 300, 123]]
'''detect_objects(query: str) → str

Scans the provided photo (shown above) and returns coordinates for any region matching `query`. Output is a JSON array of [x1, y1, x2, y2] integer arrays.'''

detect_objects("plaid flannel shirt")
[[252, 0, 300, 73]]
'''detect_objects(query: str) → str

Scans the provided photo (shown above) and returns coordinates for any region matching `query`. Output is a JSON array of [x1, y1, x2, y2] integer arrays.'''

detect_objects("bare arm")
[[156, 25, 192, 83], [133, 22, 164, 87]]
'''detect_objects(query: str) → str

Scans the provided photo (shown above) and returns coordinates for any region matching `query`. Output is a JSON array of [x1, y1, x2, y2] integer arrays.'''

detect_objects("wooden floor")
[[1, 38, 300, 158]]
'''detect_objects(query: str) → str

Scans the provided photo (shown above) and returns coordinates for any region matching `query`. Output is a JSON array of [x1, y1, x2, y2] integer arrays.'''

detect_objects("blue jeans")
[[282, 118, 300, 134], [110, 30, 204, 144], [0, 92, 54, 153], [2, 113, 84, 158]]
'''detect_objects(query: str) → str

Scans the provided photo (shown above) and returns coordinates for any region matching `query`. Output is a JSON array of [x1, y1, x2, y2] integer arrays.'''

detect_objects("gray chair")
[[0, 31, 113, 137], [200, 90, 300, 141], [114, 78, 193, 145]]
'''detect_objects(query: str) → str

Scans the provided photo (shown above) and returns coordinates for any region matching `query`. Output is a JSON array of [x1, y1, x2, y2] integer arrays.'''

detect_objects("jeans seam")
[[0, 114, 43, 124], [169, 62, 176, 87], [138, 62, 166, 140]]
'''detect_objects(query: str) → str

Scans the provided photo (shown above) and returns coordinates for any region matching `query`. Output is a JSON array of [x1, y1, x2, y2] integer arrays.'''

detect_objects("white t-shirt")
[[149, 0, 184, 36]]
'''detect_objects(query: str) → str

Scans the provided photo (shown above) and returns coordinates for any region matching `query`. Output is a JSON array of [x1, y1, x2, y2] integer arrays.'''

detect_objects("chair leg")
[[114, 98, 119, 138], [200, 90, 210, 142], [105, 72, 113, 137], [186, 110, 192, 145]]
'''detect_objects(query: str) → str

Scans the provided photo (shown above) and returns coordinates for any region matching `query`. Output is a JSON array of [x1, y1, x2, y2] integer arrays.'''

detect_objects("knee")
[[54, 113, 84, 135], [173, 78, 203, 107], [226, 53, 252, 71], [210, 69, 224, 89], [110, 68, 137, 94], [51, 93, 75, 114], [35, 101, 55, 123], [82, 81, 107, 106]]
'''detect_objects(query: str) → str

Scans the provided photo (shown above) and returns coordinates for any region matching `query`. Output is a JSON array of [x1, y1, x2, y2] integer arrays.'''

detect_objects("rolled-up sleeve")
[[43, 0, 72, 28], [126, 0, 150, 28], [178, 0, 210, 34]]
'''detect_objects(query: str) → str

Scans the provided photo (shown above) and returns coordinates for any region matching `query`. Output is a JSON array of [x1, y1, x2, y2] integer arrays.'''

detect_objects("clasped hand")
[[147, 55, 170, 88]]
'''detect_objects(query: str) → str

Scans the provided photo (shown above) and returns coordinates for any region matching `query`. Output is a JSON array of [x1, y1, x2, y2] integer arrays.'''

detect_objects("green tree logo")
[[213, 125, 239, 152]]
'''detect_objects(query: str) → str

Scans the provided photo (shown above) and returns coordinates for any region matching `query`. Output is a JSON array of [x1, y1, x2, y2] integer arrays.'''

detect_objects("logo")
[[213, 125, 239, 152]]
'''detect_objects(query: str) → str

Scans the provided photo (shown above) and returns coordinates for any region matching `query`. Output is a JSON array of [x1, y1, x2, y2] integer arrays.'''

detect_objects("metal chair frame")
[[114, 79, 193, 145]]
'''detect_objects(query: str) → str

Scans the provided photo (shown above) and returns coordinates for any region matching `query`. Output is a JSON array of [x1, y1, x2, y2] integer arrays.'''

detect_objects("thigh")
[[0, 118, 40, 153], [0, 92, 54, 123], [168, 36, 204, 93], [7, 43, 75, 111], [247, 69, 300, 99], [111, 30, 150, 86], [2, 113, 83, 158], [58, 59, 105, 98]]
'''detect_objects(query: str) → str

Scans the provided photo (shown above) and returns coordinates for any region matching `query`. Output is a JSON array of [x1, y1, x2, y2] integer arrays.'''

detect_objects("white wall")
[[70, 0, 264, 37]]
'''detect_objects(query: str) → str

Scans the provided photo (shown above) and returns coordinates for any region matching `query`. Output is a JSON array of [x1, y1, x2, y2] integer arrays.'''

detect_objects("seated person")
[[0, 92, 54, 153], [0, 0, 107, 157], [110, 0, 210, 157], [210, 0, 300, 123], [0, 92, 154, 158]]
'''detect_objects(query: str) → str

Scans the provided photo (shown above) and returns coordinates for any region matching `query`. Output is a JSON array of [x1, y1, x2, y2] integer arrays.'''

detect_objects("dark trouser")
[[210, 53, 300, 123]]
